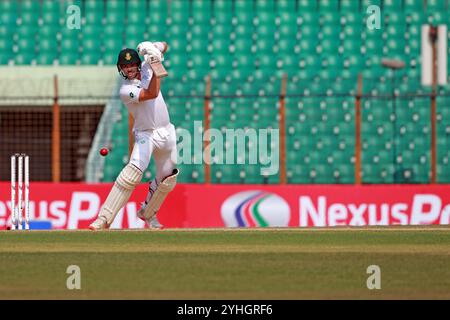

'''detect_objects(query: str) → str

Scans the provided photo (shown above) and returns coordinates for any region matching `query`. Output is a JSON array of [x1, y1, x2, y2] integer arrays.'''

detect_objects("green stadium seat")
[[320, 38, 340, 54], [0, 52, 12, 64], [59, 53, 79, 65], [404, 0, 425, 12], [125, 24, 143, 39], [65, 0, 82, 6], [278, 22, 298, 41], [255, 0, 274, 13], [288, 164, 310, 184], [83, 24, 104, 39], [406, 11, 427, 25], [217, 165, 246, 184], [102, 52, 117, 65], [309, 164, 334, 184], [0, 12, 17, 28], [41, 1, 60, 14], [0, 35, 14, 49], [385, 39, 406, 56], [233, 37, 253, 54], [85, 0, 104, 11], [170, 12, 190, 25], [342, 13, 363, 28], [300, 12, 320, 26], [362, 164, 383, 183], [80, 52, 102, 64], [386, 11, 406, 25], [104, 22, 123, 37], [15, 25, 36, 42], [298, 37, 319, 55], [81, 36, 98, 53], [234, 11, 254, 27], [38, 38, 58, 52], [361, 0, 381, 9], [321, 12, 341, 26], [103, 164, 121, 182], [256, 20, 276, 36], [192, 0, 211, 24], [104, 37, 123, 54], [298, 0, 317, 12], [319, 0, 339, 12], [0, 0, 18, 12], [147, 10, 167, 25], [234, 0, 253, 12], [334, 164, 354, 184], [127, 6, 148, 25], [191, 23, 210, 40], [211, 37, 232, 53], [383, 0, 402, 12], [42, 11, 61, 26], [276, 0, 296, 13], [277, 39, 296, 57], [38, 25, 60, 41], [255, 36, 275, 54], [106, 11, 125, 25], [242, 165, 264, 184], [428, 12, 446, 24], [386, 23, 407, 38], [167, 24, 189, 39], [426, 0, 446, 11], [171, 0, 190, 11], [84, 11, 103, 25], [146, 24, 166, 40], [214, 13, 232, 25], [19, 11, 39, 25], [214, 0, 232, 24], [16, 35, 36, 52], [107, 0, 126, 11], [14, 53, 35, 65], [36, 53, 57, 65], [20, 0, 39, 12], [234, 24, 254, 40]]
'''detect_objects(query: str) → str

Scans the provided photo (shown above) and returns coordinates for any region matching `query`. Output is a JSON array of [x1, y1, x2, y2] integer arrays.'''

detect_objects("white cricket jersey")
[[119, 62, 170, 131]]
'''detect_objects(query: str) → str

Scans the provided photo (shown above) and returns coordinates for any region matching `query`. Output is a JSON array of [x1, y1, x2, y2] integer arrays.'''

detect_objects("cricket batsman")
[[89, 41, 178, 230]]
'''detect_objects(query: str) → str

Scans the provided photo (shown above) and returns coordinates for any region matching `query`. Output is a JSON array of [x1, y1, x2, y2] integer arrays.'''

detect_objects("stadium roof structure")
[[0, 66, 117, 106]]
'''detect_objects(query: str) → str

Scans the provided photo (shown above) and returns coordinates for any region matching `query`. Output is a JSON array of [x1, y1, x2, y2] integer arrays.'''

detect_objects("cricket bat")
[[150, 60, 168, 78]]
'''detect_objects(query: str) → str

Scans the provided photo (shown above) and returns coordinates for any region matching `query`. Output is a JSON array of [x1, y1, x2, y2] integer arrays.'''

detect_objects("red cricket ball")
[[100, 148, 109, 156]]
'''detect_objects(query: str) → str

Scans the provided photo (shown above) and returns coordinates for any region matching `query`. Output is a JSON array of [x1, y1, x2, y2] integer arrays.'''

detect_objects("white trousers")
[[129, 123, 177, 183]]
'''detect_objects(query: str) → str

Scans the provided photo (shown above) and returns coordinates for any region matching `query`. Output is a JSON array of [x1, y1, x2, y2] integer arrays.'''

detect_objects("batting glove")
[[137, 41, 164, 62]]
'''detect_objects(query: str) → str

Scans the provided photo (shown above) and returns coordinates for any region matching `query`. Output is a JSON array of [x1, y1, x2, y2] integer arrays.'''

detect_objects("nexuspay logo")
[[221, 191, 290, 227]]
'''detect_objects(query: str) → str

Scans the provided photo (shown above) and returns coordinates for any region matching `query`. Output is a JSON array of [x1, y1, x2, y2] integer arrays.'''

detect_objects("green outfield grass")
[[0, 227, 449, 299]]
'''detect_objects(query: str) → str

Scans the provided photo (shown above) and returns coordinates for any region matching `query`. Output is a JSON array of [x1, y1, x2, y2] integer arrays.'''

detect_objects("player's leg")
[[138, 124, 178, 226], [89, 131, 153, 230], [143, 146, 177, 228]]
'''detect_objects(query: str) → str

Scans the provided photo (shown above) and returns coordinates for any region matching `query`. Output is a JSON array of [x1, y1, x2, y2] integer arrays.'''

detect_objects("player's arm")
[[137, 41, 168, 57], [136, 41, 168, 101], [139, 69, 160, 101]]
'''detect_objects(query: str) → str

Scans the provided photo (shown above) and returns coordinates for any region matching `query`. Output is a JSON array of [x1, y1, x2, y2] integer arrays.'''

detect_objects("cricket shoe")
[[137, 202, 164, 229], [88, 217, 109, 230]]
